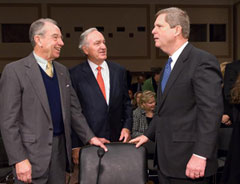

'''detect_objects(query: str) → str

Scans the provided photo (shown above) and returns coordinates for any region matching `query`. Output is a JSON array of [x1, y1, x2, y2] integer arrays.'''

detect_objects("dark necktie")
[[161, 57, 173, 92]]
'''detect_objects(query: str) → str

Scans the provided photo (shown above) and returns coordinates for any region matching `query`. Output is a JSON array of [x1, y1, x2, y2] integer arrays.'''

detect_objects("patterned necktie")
[[161, 57, 173, 92], [97, 66, 106, 100], [46, 61, 53, 77]]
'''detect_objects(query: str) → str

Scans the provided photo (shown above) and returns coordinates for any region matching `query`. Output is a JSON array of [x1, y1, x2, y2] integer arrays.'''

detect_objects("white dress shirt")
[[88, 60, 110, 105], [33, 51, 54, 74], [169, 41, 188, 70]]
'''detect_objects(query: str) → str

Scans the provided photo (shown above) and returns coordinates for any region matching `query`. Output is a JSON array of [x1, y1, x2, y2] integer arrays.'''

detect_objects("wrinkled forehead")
[[154, 13, 167, 25], [86, 31, 105, 43], [42, 22, 62, 36]]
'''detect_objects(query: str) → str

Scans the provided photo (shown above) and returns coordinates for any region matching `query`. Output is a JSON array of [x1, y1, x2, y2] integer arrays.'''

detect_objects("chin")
[[155, 43, 160, 47], [102, 56, 107, 60], [53, 55, 60, 59]]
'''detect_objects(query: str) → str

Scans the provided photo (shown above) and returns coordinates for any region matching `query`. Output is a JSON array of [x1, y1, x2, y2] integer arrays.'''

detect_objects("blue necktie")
[[161, 57, 173, 92]]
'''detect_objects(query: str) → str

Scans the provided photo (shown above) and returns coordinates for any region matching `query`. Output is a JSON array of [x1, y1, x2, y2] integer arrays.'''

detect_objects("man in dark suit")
[[131, 74, 145, 95], [70, 28, 132, 164], [224, 60, 240, 102], [130, 7, 223, 184], [0, 18, 107, 184]]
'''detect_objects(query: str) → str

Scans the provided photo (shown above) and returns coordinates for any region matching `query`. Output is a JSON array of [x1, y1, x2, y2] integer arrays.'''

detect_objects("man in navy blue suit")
[[70, 28, 132, 164]]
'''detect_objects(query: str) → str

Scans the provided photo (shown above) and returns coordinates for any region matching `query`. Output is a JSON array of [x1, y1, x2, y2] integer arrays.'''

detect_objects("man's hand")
[[221, 114, 232, 126], [185, 154, 206, 179], [98, 137, 110, 144], [15, 159, 32, 183], [72, 147, 81, 165], [119, 128, 131, 142], [89, 137, 108, 152], [129, 135, 149, 148]]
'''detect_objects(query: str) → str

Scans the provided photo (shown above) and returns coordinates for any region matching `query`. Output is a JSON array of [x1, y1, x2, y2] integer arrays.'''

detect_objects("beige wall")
[[0, 1, 237, 72]]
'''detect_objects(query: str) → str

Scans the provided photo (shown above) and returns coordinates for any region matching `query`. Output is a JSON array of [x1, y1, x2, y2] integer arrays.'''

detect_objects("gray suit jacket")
[[0, 53, 94, 178]]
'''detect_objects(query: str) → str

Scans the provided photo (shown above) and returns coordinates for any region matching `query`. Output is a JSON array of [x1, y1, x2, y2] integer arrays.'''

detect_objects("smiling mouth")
[[55, 47, 61, 52], [99, 51, 106, 54]]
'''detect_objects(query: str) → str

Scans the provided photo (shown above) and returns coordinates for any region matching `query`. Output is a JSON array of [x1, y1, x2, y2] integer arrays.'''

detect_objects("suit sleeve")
[[122, 70, 133, 131], [66, 71, 95, 145], [69, 70, 84, 148], [0, 64, 28, 165], [192, 54, 223, 158]]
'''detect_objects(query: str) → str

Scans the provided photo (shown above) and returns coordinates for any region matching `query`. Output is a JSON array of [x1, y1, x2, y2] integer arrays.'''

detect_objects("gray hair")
[[29, 18, 58, 47], [156, 7, 190, 39], [78, 27, 98, 52]]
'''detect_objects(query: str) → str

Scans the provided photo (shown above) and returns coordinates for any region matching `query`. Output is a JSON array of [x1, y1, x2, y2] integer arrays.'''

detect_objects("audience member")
[[142, 67, 161, 93], [132, 91, 143, 110], [131, 74, 145, 94], [224, 60, 240, 102], [0, 18, 106, 184], [220, 74, 240, 184], [70, 27, 132, 164], [130, 7, 223, 184], [220, 62, 232, 127], [128, 89, 134, 105], [132, 90, 156, 138]]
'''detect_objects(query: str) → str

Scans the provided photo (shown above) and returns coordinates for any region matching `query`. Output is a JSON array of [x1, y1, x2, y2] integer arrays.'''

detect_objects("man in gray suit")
[[130, 7, 223, 184], [0, 18, 107, 184]]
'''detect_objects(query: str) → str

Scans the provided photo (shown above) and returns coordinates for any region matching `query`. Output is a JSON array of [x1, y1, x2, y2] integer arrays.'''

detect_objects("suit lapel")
[[107, 61, 114, 107], [158, 43, 193, 110], [24, 53, 52, 121]]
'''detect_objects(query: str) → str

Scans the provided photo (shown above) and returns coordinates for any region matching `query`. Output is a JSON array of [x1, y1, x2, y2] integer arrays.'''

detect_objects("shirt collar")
[[170, 41, 188, 63], [33, 51, 52, 68], [88, 59, 107, 71]]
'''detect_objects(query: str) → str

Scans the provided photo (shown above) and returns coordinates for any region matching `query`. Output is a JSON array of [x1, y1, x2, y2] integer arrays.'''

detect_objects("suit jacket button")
[[49, 128, 53, 131], [48, 143, 52, 146]]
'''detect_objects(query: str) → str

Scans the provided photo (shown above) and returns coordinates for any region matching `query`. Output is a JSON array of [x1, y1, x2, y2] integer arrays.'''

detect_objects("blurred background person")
[[220, 74, 240, 184], [132, 90, 156, 138], [142, 67, 162, 93], [224, 60, 240, 103], [132, 91, 143, 110], [220, 61, 232, 127], [131, 73, 145, 95]]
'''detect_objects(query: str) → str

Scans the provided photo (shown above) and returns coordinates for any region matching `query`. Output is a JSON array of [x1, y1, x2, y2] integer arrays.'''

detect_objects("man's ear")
[[174, 25, 182, 37], [34, 35, 42, 47], [82, 45, 88, 55]]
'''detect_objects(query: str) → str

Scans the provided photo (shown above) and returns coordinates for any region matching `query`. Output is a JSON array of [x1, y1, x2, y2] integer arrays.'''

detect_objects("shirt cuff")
[[193, 154, 207, 160]]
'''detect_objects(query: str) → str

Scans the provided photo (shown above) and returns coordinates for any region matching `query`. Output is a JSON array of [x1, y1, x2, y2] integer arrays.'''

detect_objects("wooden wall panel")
[[47, 4, 150, 60]]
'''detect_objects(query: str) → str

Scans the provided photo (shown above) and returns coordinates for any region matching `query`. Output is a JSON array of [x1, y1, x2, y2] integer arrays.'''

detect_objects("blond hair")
[[139, 91, 156, 109]]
